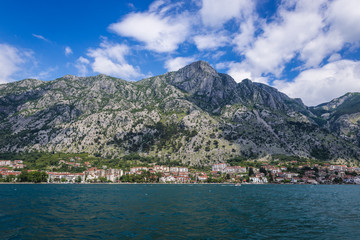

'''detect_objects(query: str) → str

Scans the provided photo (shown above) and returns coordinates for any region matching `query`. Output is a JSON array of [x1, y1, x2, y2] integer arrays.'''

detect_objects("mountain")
[[311, 92, 360, 148], [0, 61, 359, 165]]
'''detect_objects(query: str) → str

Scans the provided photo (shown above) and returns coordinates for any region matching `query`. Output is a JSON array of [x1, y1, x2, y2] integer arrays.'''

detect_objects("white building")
[[250, 177, 267, 183], [47, 172, 85, 183], [170, 167, 179, 173], [212, 163, 227, 172], [178, 167, 188, 173], [160, 175, 176, 183]]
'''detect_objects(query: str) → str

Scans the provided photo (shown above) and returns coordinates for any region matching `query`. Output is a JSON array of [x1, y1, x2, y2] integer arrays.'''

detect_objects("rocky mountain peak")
[[240, 78, 252, 85], [62, 74, 79, 81], [166, 61, 238, 111], [180, 60, 217, 75]]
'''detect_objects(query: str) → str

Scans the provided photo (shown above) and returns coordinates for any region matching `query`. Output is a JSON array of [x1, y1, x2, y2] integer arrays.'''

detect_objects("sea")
[[0, 184, 359, 240]]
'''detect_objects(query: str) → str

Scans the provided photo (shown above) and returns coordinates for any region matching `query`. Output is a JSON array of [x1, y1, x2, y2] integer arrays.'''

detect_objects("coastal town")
[[1, 157, 360, 184]]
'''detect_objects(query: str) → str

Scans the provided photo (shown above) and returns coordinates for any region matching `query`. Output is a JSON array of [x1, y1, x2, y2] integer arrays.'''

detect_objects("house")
[[250, 177, 261, 183], [47, 172, 85, 183], [249, 176, 267, 183], [160, 175, 176, 183], [14, 164, 25, 169], [275, 177, 284, 182], [0, 160, 12, 166], [170, 167, 179, 173], [130, 167, 148, 173], [234, 166, 247, 173], [0, 171, 21, 178], [330, 165, 347, 171], [178, 172, 189, 177], [105, 168, 123, 182], [285, 173, 299, 178], [223, 166, 246, 173], [197, 174, 208, 181], [174, 176, 191, 183], [178, 167, 188, 173], [154, 165, 163, 172], [291, 177, 301, 183], [212, 163, 227, 172]]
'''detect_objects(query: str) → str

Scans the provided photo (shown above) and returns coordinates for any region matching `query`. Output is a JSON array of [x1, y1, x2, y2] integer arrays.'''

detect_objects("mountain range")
[[1, 61, 359, 166]]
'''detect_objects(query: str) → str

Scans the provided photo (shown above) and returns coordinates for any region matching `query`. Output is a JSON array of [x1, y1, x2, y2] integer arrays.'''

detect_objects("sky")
[[0, 0, 359, 106]]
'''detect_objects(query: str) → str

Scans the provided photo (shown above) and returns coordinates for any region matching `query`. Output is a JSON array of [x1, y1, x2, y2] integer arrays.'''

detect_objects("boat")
[[235, 183, 241, 186]]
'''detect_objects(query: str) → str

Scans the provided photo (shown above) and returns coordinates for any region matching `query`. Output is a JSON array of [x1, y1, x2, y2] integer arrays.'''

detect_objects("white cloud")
[[65, 46, 73, 56], [328, 53, 341, 62], [164, 56, 195, 71], [242, 0, 327, 77], [211, 51, 226, 60], [108, 2, 190, 53], [87, 40, 143, 80], [231, 0, 360, 80], [273, 60, 360, 106], [227, 61, 268, 84], [0, 43, 31, 83], [200, 0, 253, 28], [32, 34, 50, 42], [30, 67, 58, 80], [233, 16, 256, 53], [327, 0, 360, 43], [299, 30, 343, 68], [227, 63, 253, 82], [75, 57, 90, 76], [194, 32, 229, 50]]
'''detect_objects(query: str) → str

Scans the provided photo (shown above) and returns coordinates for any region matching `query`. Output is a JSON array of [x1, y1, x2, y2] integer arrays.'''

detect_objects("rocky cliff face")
[[311, 93, 360, 148], [0, 61, 359, 165]]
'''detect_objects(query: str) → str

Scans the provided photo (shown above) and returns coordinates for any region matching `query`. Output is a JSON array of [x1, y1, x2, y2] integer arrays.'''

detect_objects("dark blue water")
[[1, 184, 360, 239]]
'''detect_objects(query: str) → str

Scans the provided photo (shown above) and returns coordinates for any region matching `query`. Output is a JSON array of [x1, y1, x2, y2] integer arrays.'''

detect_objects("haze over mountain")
[[1, 61, 359, 166]]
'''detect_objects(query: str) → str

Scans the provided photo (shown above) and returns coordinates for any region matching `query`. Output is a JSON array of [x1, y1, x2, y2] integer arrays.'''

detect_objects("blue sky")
[[0, 0, 359, 106]]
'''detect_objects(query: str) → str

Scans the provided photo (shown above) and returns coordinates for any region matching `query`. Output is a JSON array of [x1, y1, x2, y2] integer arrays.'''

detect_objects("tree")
[[248, 167, 254, 176], [18, 170, 29, 182], [99, 177, 107, 182], [268, 174, 274, 183]]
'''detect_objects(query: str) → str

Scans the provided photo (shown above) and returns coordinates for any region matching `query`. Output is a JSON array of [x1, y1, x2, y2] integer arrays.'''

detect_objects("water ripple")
[[1, 184, 360, 239]]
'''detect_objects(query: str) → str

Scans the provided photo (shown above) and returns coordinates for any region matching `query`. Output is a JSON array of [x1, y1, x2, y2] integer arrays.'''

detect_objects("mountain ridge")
[[0, 61, 359, 166]]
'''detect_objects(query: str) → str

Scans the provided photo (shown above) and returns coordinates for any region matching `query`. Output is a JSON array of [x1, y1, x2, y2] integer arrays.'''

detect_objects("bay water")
[[1, 184, 359, 239]]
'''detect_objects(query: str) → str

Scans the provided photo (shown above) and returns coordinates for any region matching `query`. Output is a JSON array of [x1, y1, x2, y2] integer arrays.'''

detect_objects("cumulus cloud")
[[229, 0, 360, 80], [87, 40, 143, 80], [200, 0, 253, 28], [75, 57, 90, 76], [108, 1, 190, 53], [164, 56, 195, 71], [194, 32, 229, 50], [243, 0, 327, 77], [227, 61, 269, 84], [327, 0, 360, 43], [273, 60, 360, 106], [0, 43, 31, 83], [233, 16, 256, 53], [65, 46, 73, 56], [328, 53, 341, 62]]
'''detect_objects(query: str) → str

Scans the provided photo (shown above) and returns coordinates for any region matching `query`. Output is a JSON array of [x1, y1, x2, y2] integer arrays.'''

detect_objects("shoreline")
[[0, 182, 357, 185]]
